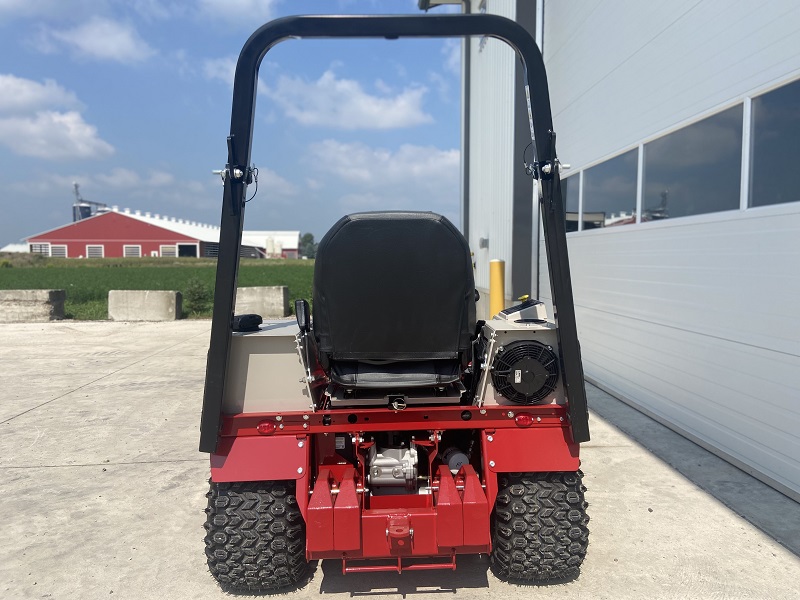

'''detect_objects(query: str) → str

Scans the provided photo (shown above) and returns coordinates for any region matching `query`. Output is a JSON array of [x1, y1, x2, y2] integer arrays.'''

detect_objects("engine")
[[367, 444, 418, 493]]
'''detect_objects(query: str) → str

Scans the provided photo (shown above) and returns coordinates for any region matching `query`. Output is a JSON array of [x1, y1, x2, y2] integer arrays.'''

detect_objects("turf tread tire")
[[491, 471, 589, 582], [204, 480, 307, 592]]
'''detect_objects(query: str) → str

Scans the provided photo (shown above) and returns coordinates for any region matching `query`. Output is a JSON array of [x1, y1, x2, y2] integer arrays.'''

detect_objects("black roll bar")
[[199, 14, 590, 453]]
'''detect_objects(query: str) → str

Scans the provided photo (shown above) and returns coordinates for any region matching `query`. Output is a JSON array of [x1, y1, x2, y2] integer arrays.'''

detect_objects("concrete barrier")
[[235, 286, 290, 318], [0, 289, 65, 323], [108, 290, 182, 321]]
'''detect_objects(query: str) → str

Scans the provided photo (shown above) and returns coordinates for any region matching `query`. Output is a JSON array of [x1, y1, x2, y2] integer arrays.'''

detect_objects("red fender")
[[210, 434, 309, 483]]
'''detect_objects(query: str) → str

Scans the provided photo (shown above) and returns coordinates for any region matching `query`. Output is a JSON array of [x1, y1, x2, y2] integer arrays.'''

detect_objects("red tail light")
[[515, 413, 533, 427], [256, 420, 276, 435]]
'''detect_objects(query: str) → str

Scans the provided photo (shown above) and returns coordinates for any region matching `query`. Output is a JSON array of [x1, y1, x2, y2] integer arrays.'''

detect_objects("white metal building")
[[436, 0, 800, 500]]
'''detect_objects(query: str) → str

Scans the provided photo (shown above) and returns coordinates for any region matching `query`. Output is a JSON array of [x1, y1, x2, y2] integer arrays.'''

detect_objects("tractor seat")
[[312, 211, 476, 390]]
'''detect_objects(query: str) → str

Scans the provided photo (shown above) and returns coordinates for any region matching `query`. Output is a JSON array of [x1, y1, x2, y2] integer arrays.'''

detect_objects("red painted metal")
[[214, 402, 580, 568], [369, 495, 431, 510], [459, 465, 490, 547], [482, 427, 579, 474], [361, 510, 439, 557], [220, 404, 571, 438], [342, 552, 456, 574], [434, 466, 463, 549], [209, 434, 309, 483], [306, 468, 334, 553], [333, 468, 361, 552], [387, 515, 412, 555]]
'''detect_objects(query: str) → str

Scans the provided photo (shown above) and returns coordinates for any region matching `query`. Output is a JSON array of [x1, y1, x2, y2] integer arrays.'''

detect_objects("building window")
[[86, 245, 104, 258], [178, 244, 198, 258], [50, 245, 67, 258], [750, 78, 800, 207], [583, 149, 638, 228], [643, 105, 743, 221], [30, 243, 50, 255], [123, 245, 141, 258], [160, 245, 177, 258], [561, 175, 580, 232]]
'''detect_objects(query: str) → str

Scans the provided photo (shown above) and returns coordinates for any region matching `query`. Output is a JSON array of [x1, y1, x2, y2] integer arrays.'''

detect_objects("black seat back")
[[313, 211, 475, 365]]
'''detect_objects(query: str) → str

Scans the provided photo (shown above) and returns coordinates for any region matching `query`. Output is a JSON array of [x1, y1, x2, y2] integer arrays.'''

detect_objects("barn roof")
[[25, 207, 300, 249]]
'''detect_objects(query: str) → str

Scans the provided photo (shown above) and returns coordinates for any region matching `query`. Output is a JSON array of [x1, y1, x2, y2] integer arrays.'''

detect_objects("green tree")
[[299, 232, 317, 259]]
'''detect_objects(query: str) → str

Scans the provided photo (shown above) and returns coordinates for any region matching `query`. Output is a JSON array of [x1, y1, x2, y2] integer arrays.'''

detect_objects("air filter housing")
[[490, 340, 559, 404]]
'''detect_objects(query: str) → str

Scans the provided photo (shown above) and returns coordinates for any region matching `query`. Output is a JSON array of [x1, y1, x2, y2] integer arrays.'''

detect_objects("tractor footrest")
[[342, 552, 457, 574]]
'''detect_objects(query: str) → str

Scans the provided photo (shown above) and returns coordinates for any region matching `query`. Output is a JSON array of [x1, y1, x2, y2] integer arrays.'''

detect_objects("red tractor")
[[199, 13, 590, 593]]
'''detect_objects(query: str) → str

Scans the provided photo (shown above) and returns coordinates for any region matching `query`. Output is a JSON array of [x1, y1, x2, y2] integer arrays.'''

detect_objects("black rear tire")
[[204, 480, 307, 592], [491, 471, 589, 582]]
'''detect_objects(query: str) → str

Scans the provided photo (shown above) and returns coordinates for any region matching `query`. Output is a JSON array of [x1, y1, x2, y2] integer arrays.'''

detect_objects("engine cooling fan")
[[490, 340, 559, 404]]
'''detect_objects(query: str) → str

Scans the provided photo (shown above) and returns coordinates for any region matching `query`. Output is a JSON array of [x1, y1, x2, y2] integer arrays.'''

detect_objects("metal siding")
[[567, 211, 800, 498], [467, 0, 516, 298], [544, 0, 800, 170], [539, 0, 800, 498]]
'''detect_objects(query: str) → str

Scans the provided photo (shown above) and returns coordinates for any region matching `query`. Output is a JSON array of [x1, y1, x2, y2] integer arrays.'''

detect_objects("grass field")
[[0, 253, 314, 320]]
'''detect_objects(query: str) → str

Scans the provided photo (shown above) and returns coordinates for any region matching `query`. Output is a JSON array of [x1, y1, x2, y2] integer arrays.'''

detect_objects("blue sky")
[[0, 0, 462, 246]]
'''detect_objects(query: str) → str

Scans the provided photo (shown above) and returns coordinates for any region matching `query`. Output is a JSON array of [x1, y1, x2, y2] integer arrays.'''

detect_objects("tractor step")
[[342, 552, 457, 574]]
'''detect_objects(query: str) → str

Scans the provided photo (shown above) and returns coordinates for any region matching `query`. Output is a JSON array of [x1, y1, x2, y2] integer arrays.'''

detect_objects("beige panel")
[[223, 320, 311, 414]]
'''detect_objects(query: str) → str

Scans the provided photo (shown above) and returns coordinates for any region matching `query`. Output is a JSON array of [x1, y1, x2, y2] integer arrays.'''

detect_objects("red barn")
[[25, 208, 299, 259]]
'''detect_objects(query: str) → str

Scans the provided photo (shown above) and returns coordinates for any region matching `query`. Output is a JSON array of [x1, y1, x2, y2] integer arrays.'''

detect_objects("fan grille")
[[491, 340, 559, 404]]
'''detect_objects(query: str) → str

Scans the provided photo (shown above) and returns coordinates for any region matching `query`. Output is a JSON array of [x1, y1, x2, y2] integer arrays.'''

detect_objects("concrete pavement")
[[1, 321, 798, 600]]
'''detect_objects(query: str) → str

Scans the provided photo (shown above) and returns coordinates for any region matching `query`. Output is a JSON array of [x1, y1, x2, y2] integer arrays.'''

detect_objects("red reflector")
[[256, 420, 276, 435], [515, 413, 534, 427]]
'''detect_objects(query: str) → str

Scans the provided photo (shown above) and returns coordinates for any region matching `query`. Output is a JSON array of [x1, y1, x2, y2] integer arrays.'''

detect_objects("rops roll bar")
[[199, 14, 589, 453]]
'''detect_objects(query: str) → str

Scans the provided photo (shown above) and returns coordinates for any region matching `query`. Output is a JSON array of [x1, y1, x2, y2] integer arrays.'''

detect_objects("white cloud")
[[94, 168, 176, 189], [0, 74, 113, 160], [308, 140, 460, 221], [310, 140, 459, 186], [0, 74, 79, 115], [252, 167, 299, 199], [442, 39, 461, 75], [0, 111, 114, 159], [43, 17, 155, 64], [0, 0, 95, 20], [131, 0, 183, 20], [265, 70, 433, 130], [203, 56, 237, 87], [198, 0, 278, 28]]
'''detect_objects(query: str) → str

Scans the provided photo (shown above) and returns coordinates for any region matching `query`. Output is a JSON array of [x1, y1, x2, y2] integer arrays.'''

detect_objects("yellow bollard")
[[489, 259, 505, 318]]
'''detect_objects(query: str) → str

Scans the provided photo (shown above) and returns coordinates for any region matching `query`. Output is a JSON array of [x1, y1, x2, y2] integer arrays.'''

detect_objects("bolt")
[[303, 423, 309, 429], [559, 416, 564, 422], [275, 415, 282, 421], [233, 167, 244, 179], [298, 441, 304, 448], [278, 423, 285, 429], [303, 414, 310, 421], [487, 435, 493, 442], [489, 460, 496, 468], [297, 467, 303, 474], [479, 408, 487, 415], [537, 416, 542, 422], [506, 411, 514, 418]]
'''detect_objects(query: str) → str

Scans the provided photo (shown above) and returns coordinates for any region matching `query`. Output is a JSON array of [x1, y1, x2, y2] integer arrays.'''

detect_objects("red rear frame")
[[210, 403, 579, 565]]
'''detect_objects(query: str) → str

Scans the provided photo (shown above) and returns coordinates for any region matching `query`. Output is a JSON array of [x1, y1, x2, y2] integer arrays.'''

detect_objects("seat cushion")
[[313, 211, 476, 362]]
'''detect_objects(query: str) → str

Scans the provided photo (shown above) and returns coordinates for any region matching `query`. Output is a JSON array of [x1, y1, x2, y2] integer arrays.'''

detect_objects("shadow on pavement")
[[586, 382, 800, 557], [317, 555, 490, 596]]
